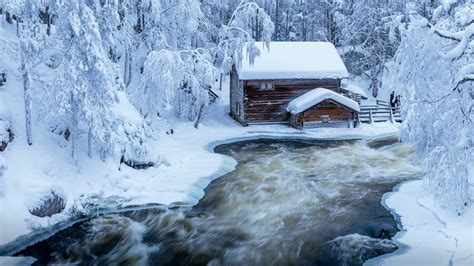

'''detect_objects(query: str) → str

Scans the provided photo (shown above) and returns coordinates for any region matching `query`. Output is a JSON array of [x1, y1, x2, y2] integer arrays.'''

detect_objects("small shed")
[[230, 41, 361, 127], [287, 88, 360, 129]]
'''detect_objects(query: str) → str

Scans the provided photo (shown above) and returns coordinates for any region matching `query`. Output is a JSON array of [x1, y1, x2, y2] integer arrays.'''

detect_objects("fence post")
[[389, 107, 395, 123], [369, 109, 373, 124]]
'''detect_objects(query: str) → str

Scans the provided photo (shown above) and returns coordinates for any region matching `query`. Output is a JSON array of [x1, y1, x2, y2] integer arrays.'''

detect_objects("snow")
[[0, 3, 472, 264], [286, 88, 360, 114], [341, 80, 368, 99], [112, 91, 143, 124], [238, 42, 349, 80], [367, 179, 474, 266]]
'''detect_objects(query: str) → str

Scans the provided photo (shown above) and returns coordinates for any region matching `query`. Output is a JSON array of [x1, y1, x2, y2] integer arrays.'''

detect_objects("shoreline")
[[0, 122, 400, 258], [366, 179, 473, 265]]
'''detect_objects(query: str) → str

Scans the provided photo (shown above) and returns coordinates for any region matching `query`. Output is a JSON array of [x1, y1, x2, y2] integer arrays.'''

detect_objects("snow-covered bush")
[[387, 1, 473, 213]]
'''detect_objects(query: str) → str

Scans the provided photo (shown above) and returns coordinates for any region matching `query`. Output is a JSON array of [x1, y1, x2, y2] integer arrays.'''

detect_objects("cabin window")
[[259, 82, 274, 90]]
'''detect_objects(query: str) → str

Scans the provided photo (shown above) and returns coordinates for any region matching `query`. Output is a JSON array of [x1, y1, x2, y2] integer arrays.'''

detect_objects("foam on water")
[[17, 139, 422, 265]]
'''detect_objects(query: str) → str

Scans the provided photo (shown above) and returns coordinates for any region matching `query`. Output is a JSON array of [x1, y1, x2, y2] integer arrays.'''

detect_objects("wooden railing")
[[358, 104, 402, 124], [208, 89, 219, 103], [376, 100, 390, 107], [340, 91, 362, 103]]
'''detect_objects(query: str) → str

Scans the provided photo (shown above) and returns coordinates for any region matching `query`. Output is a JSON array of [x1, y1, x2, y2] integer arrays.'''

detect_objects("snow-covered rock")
[[28, 188, 67, 218]]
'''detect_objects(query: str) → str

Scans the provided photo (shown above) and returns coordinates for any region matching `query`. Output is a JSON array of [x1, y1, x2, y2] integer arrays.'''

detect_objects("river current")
[[17, 138, 421, 265]]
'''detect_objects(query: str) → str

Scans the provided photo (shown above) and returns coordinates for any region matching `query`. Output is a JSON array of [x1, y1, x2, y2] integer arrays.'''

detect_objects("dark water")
[[16, 139, 420, 265]]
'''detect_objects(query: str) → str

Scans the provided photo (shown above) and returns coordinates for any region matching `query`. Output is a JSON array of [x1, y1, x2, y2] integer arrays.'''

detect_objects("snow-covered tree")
[[136, 48, 216, 122], [134, 1, 273, 125], [336, 0, 405, 97], [217, 1, 274, 72], [38, 1, 151, 161], [387, 1, 473, 214]]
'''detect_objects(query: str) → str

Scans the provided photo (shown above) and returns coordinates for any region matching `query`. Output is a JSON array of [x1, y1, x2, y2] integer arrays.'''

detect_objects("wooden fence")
[[358, 103, 402, 124]]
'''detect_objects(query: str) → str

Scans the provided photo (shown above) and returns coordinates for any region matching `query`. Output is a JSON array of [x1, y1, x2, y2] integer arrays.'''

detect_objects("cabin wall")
[[300, 100, 355, 128], [229, 65, 245, 124], [244, 79, 340, 123]]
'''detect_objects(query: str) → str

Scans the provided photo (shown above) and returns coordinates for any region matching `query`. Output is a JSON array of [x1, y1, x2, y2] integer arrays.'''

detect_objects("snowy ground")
[[368, 179, 474, 266]]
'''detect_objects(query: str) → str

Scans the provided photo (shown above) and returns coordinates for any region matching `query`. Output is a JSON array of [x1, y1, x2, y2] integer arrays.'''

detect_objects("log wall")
[[243, 79, 340, 123], [229, 66, 246, 124]]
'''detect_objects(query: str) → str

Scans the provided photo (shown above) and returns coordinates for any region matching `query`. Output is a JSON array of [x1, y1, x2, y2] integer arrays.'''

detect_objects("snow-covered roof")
[[287, 88, 360, 114], [239, 42, 349, 80], [340, 80, 368, 99]]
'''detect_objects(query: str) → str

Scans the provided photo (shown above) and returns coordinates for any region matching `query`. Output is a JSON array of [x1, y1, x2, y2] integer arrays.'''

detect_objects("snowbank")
[[287, 88, 360, 114], [367, 179, 474, 266], [239, 42, 349, 80]]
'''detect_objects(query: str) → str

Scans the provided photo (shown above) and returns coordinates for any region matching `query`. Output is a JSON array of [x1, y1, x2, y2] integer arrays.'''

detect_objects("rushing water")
[[17, 139, 421, 265]]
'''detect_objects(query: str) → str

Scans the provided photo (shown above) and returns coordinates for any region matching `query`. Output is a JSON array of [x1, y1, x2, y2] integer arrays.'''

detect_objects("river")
[[17, 138, 421, 265]]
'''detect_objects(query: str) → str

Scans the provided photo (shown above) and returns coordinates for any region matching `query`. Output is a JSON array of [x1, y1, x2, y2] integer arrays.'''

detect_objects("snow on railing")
[[358, 104, 402, 124]]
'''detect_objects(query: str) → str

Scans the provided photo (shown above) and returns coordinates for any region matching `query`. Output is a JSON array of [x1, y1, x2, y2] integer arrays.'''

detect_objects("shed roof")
[[239, 42, 349, 80], [287, 88, 360, 115]]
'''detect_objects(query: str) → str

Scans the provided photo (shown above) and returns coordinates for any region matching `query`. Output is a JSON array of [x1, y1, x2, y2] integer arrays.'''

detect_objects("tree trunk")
[[87, 127, 92, 158], [127, 50, 132, 87], [123, 43, 129, 87], [255, 9, 260, 41], [219, 73, 223, 91], [46, 6, 51, 36], [194, 103, 205, 129], [370, 54, 378, 98], [274, 0, 280, 40], [70, 92, 78, 160], [22, 62, 32, 145]]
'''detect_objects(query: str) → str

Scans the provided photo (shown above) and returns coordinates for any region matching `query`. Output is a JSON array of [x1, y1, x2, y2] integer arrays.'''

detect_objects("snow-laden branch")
[[427, 23, 474, 60]]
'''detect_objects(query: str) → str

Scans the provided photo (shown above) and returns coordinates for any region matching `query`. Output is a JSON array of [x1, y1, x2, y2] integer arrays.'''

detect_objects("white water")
[[19, 139, 422, 265]]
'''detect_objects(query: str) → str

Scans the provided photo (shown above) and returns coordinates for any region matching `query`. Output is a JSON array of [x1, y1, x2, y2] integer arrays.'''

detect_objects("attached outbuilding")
[[229, 41, 363, 128], [287, 88, 360, 129]]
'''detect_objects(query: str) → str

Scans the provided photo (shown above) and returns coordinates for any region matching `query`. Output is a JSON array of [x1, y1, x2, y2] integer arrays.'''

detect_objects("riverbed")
[[16, 138, 421, 265]]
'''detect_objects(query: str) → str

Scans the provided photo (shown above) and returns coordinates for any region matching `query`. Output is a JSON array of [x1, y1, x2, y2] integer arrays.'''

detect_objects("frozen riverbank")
[[368, 179, 474, 266]]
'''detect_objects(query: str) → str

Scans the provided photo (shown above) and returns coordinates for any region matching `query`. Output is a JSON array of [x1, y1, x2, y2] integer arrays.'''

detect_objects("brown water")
[[17, 139, 421, 265]]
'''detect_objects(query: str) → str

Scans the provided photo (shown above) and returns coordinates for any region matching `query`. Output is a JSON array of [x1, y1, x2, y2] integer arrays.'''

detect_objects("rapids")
[[16, 139, 422, 265]]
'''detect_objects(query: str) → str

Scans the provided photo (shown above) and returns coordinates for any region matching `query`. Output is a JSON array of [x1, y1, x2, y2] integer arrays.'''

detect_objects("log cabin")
[[229, 42, 365, 128]]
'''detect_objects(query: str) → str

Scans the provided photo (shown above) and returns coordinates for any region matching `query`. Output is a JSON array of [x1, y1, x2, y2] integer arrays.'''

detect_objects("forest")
[[0, 0, 472, 265]]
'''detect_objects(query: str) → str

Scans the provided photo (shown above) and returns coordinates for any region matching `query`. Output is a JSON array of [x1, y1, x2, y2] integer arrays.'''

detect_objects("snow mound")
[[287, 88, 360, 114], [239, 42, 349, 80]]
